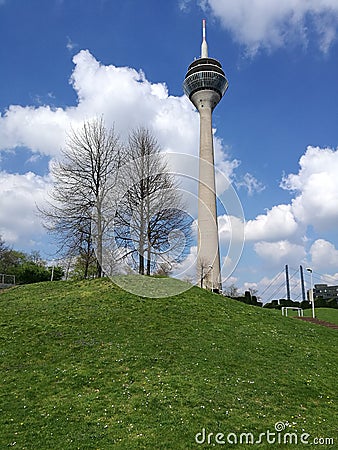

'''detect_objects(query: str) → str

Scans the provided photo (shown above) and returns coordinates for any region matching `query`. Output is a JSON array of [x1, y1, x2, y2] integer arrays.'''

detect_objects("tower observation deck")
[[183, 18, 228, 108], [183, 20, 228, 292], [183, 57, 228, 102]]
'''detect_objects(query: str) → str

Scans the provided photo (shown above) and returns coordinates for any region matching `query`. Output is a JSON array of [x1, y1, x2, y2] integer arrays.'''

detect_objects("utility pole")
[[306, 268, 316, 319], [285, 264, 291, 300], [300, 265, 306, 302]]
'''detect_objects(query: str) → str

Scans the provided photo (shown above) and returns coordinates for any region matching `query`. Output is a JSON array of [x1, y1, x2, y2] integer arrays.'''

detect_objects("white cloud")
[[0, 50, 246, 253], [310, 239, 338, 271], [214, 135, 240, 181], [179, 0, 191, 12], [66, 36, 77, 52], [282, 146, 338, 231], [203, 0, 338, 54], [0, 50, 238, 174], [254, 240, 306, 266], [68, 50, 202, 155], [219, 214, 245, 243], [242, 145, 338, 247], [245, 204, 298, 241], [321, 272, 338, 284], [0, 171, 50, 247], [235, 172, 265, 196], [0, 105, 70, 156], [222, 274, 238, 287], [242, 281, 258, 293]]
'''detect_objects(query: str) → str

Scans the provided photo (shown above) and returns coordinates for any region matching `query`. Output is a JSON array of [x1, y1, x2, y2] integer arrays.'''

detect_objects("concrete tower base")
[[191, 90, 222, 292]]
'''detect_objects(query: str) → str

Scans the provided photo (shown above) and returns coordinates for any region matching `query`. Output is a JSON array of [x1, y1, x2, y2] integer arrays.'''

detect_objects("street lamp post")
[[306, 268, 315, 319]]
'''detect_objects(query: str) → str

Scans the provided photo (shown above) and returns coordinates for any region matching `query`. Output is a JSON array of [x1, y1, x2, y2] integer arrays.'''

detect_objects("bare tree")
[[223, 283, 240, 297], [40, 117, 121, 278], [197, 257, 213, 289], [248, 287, 258, 297], [0, 236, 9, 265], [154, 262, 173, 277], [0, 236, 12, 273], [113, 127, 191, 275]]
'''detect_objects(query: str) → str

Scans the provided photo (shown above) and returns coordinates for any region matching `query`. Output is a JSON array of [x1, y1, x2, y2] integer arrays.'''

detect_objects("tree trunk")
[[139, 253, 144, 275], [146, 253, 151, 276], [146, 224, 151, 276], [96, 221, 103, 278]]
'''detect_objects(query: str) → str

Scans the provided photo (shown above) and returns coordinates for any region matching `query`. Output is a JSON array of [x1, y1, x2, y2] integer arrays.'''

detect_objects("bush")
[[301, 300, 311, 310], [279, 299, 300, 307], [315, 297, 329, 308], [15, 262, 51, 284], [327, 298, 338, 309]]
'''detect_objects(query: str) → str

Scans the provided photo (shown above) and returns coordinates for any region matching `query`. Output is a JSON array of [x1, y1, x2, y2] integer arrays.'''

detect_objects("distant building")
[[313, 284, 338, 300]]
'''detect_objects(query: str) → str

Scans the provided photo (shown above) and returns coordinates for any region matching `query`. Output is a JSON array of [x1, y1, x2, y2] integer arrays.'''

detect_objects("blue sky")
[[1, 0, 338, 301]]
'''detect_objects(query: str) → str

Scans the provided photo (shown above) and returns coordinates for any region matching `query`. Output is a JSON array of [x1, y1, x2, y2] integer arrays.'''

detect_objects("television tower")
[[183, 19, 228, 292]]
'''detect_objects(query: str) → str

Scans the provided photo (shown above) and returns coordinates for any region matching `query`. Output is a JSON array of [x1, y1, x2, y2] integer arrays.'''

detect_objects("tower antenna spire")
[[201, 19, 208, 58]]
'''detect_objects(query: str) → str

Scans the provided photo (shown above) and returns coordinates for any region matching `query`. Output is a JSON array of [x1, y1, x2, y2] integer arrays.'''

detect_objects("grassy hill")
[[0, 279, 337, 449]]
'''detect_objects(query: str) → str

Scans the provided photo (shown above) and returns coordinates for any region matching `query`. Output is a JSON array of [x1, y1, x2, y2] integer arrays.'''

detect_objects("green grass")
[[0, 279, 337, 449], [111, 274, 192, 298]]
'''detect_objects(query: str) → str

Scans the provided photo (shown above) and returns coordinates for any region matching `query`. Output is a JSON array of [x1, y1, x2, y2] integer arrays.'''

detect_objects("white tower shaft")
[[192, 90, 221, 291]]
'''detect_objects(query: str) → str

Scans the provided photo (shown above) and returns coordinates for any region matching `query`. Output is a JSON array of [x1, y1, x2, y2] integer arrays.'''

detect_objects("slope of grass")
[[0, 279, 337, 449]]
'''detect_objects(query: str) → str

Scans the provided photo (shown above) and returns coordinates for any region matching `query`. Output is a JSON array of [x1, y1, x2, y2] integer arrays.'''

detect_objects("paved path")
[[295, 316, 338, 329]]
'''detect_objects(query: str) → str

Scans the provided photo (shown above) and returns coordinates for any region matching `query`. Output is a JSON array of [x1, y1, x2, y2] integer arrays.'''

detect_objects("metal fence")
[[0, 273, 16, 288]]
